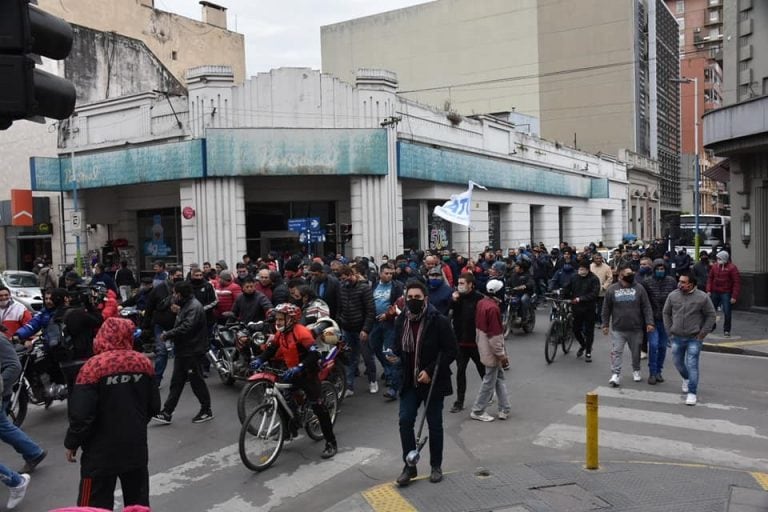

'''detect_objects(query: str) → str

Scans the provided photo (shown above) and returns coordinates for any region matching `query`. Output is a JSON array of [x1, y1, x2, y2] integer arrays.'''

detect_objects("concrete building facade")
[[321, 0, 680, 233], [32, 67, 629, 278]]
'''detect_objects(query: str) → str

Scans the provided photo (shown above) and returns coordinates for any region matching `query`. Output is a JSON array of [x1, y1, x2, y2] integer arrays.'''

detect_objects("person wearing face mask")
[[640, 259, 678, 384], [663, 272, 716, 406], [563, 261, 600, 362], [142, 267, 183, 386], [388, 280, 457, 486], [426, 268, 453, 316], [152, 280, 213, 425], [638, 257, 654, 279], [674, 248, 692, 278], [448, 273, 485, 413], [601, 266, 654, 387], [337, 265, 376, 396], [692, 251, 710, 292], [0, 287, 32, 337], [706, 250, 740, 337], [548, 261, 576, 292]]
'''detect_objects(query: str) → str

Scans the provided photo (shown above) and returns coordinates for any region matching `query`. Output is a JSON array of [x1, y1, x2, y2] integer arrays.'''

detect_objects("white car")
[[0, 271, 44, 312]]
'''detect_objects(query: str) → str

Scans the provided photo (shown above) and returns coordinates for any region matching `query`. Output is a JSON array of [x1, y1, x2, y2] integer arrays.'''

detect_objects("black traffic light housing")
[[340, 223, 352, 244], [0, 0, 76, 129]]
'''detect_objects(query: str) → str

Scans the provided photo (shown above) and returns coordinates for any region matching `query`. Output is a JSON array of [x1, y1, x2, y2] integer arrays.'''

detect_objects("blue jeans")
[[671, 336, 702, 394], [710, 292, 732, 333], [0, 398, 44, 463], [344, 330, 376, 392], [0, 464, 21, 487], [399, 387, 444, 468], [368, 322, 400, 391], [154, 325, 170, 386], [647, 320, 668, 376]]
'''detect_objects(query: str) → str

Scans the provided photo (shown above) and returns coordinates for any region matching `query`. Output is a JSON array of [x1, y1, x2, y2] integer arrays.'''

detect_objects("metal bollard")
[[586, 392, 599, 469]]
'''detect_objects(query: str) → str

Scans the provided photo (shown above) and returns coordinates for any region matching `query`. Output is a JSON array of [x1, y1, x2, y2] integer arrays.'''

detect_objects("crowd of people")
[[0, 238, 742, 509]]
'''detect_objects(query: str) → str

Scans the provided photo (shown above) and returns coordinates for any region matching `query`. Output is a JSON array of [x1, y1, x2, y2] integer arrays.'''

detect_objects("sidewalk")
[[703, 309, 768, 357], [324, 460, 768, 512]]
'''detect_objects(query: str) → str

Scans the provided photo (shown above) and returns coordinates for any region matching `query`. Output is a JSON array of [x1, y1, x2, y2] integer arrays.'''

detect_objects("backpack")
[[45, 317, 73, 353]]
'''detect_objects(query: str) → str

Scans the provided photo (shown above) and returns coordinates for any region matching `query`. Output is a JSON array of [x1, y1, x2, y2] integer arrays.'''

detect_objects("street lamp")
[[671, 76, 700, 261]]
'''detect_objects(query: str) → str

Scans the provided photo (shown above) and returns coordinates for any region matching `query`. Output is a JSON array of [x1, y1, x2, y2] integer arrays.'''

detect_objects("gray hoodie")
[[601, 281, 653, 332], [663, 288, 716, 339]]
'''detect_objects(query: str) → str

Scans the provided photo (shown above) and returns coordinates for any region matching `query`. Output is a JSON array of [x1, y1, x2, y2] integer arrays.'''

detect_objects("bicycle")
[[239, 366, 338, 472], [544, 294, 574, 364]]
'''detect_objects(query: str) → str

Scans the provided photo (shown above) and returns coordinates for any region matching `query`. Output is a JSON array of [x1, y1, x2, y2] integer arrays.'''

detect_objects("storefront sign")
[[182, 207, 196, 220], [11, 189, 33, 227]]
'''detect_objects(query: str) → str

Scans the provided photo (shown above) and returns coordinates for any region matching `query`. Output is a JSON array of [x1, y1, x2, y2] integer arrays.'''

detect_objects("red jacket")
[[0, 301, 32, 337], [214, 282, 242, 317], [100, 289, 119, 320], [706, 262, 740, 300], [475, 297, 503, 337]]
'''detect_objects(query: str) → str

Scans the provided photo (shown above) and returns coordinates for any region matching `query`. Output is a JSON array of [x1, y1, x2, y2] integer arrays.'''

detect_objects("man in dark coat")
[[152, 281, 213, 424], [308, 262, 341, 319], [338, 265, 376, 395], [65, 317, 160, 510], [448, 272, 485, 413], [389, 280, 457, 487], [563, 260, 600, 362]]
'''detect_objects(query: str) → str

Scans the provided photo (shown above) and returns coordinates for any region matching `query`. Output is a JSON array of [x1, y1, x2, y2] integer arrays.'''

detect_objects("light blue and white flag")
[[433, 181, 487, 227]]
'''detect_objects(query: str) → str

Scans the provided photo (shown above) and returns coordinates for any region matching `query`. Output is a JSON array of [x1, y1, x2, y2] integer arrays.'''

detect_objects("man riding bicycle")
[[250, 303, 337, 459]]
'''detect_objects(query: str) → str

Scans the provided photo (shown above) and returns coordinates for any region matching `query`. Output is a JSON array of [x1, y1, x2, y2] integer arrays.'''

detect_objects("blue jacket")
[[427, 282, 453, 316], [16, 308, 55, 340]]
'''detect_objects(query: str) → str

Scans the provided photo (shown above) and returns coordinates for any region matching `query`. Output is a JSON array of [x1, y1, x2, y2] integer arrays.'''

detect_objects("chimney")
[[199, 1, 227, 30]]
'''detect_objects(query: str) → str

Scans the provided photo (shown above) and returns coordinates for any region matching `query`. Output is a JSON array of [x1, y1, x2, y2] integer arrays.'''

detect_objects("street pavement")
[[2, 306, 767, 511], [703, 308, 768, 356]]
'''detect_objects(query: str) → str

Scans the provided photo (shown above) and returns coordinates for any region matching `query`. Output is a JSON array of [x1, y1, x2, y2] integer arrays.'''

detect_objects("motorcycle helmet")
[[273, 303, 301, 333]]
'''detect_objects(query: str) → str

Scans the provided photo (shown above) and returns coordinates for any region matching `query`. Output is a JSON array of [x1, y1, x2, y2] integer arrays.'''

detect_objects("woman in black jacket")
[[390, 280, 457, 487]]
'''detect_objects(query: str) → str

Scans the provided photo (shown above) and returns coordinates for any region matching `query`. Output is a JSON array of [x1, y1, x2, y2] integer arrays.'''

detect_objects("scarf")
[[402, 306, 427, 387]]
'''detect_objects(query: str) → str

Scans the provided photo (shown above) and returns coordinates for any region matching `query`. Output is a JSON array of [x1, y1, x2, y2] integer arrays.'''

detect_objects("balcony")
[[705, 13, 721, 26]]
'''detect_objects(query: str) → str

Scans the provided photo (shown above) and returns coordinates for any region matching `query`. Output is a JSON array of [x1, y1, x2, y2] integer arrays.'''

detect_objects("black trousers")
[[572, 306, 596, 353], [77, 466, 149, 510], [454, 345, 485, 405], [163, 354, 211, 414], [298, 374, 336, 444]]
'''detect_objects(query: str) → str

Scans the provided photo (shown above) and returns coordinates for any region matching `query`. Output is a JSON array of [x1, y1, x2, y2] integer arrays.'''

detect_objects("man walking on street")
[[663, 272, 716, 406], [152, 281, 213, 424], [706, 251, 740, 337], [449, 273, 485, 413], [469, 280, 511, 423], [564, 260, 600, 362], [601, 266, 654, 387], [65, 318, 160, 509], [369, 263, 403, 400], [590, 252, 613, 326], [641, 259, 677, 384], [337, 265, 376, 396]]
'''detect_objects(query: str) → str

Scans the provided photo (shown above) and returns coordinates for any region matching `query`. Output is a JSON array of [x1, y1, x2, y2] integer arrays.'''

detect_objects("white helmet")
[[486, 279, 504, 294]]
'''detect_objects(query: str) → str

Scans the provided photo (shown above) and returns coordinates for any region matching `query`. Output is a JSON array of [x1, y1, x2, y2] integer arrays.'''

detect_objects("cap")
[[284, 258, 301, 272], [427, 267, 442, 276], [486, 279, 504, 294], [492, 261, 507, 274]]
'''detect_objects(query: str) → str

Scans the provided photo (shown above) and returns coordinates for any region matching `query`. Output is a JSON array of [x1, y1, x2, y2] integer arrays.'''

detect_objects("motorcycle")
[[7, 339, 76, 427], [208, 321, 270, 386], [502, 288, 537, 338], [119, 307, 153, 352]]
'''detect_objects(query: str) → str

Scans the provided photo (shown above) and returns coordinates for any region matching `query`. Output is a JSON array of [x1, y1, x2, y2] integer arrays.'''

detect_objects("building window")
[[676, 17, 685, 30], [676, 0, 685, 14], [402, 201, 420, 252], [171, 50, 178, 60], [709, 27, 720, 39]]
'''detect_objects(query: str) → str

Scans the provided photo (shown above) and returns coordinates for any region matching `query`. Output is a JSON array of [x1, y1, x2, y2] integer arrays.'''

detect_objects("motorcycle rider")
[[507, 261, 534, 323], [250, 303, 338, 459], [231, 277, 273, 324], [0, 288, 32, 337]]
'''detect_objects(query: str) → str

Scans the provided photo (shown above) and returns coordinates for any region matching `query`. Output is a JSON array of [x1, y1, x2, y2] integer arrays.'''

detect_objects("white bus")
[[676, 214, 730, 255]]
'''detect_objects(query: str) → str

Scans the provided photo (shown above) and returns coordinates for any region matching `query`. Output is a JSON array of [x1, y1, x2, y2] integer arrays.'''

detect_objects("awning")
[[703, 159, 730, 183]]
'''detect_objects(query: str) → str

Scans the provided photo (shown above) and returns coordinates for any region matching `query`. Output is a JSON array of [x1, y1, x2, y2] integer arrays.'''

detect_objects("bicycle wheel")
[[237, 380, 270, 425], [522, 309, 536, 333], [561, 323, 574, 354], [328, 364, 347, 404], [502, 303, 513, 338], [305, 381, 339, 441], [239, 400, 285, 472], [545, 321, 560, 364]]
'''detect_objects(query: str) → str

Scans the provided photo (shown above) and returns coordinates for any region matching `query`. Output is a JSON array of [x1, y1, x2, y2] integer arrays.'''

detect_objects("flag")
[[433, 181, 487, 227]]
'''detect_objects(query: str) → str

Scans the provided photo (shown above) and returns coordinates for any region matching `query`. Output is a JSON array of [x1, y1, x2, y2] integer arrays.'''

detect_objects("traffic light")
[[0, 0, 76, 129], [340, 223, 352, 244], [325, 223, 337, 244]]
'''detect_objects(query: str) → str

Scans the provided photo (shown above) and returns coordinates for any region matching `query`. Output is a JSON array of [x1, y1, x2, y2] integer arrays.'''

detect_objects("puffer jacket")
[[338, 280, 375, 333], [706, 262, 741, 300], [642, 274, 678, 320]]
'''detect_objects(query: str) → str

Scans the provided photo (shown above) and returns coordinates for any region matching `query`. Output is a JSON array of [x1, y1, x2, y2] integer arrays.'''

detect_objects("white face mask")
[[457, 284, 468, 294]]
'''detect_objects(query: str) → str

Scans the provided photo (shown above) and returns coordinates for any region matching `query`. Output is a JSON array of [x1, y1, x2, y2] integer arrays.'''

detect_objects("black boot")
[[430, 466, 443, 483], [321, 441, 337, 459], [396, 465, 417, 487], [449, 401, 464, 413]]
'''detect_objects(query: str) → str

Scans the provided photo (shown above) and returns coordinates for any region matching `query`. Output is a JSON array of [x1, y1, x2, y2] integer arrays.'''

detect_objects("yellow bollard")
[[585, 392, 599, 469]]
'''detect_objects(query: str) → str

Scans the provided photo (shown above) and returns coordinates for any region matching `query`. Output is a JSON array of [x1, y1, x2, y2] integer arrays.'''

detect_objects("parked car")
[[0, 271, 44, 312]]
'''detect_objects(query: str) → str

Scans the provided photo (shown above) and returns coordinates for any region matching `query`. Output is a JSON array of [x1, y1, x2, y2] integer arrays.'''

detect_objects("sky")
[[158, 0, 430, 75]]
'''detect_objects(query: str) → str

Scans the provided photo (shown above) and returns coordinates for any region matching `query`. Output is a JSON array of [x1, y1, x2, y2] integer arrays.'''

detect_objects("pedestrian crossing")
[[533, 385, 768, 472]]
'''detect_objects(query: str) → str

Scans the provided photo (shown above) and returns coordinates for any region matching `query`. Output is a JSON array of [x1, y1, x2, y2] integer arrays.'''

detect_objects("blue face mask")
[[654, 270, 666, 279], [428, 278, 442, 288], [562, 264, 573, 273], [639, 267, 652, 276]]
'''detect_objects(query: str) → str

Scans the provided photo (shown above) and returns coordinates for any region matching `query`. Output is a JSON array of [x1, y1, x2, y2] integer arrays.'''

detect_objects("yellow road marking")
[[362, 483, 418, 512], [752, 472, 768, 490], [707, 339, 768, 348]]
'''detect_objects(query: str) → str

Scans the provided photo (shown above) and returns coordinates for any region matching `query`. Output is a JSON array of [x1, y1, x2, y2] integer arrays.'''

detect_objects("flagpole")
[[467, 226, 471, 260]]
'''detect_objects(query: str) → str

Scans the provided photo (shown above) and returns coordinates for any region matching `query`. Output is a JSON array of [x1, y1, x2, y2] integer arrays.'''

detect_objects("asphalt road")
[[3, 309, 767, 511]]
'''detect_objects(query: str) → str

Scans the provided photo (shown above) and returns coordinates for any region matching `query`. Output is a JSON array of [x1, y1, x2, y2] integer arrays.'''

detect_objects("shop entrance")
[[245, 201, 336, 259]]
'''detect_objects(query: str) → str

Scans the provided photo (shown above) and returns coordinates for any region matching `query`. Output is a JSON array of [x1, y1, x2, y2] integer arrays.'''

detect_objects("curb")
[[702, 342, 768, 357]]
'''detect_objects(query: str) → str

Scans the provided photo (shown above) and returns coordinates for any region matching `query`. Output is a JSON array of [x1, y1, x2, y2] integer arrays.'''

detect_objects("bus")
[[676, 214, 730, 255]]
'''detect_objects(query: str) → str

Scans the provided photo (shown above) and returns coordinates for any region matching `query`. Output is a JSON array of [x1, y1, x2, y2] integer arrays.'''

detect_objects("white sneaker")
[[497, 410, 509, 420], [344, 389, 355, 398], [470, 411, 496, 422], [681, 379, 689, 393], [640, 351, 648, 360], [632, 371, 642, 382], [609, 373, 620, 387], [369, 381, 379, 394], [7, 473, 29, 509], [685, 393, 697, 406]]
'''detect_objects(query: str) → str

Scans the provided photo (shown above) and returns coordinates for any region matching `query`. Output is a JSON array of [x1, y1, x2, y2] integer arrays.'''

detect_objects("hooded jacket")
[[641, 259, 678, 320], [706, 258, 741, 300], [65, 318, 160, 473]]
